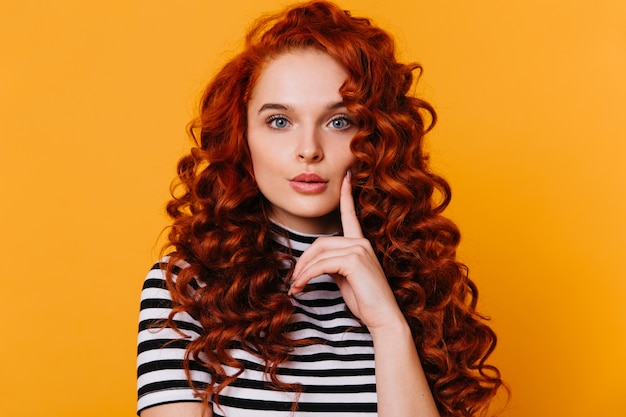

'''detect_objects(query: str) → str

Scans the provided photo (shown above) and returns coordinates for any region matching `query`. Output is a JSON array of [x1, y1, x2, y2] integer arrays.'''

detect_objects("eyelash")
[[328, 114, 353, 130], [266, 114, 290, 130]]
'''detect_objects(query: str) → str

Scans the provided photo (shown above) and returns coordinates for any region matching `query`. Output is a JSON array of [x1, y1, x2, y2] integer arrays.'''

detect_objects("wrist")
[[368, 313, 412, 341]]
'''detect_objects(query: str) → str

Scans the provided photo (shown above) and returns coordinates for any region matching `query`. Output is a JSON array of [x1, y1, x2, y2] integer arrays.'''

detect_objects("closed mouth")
[[291, 173, 327, 183]]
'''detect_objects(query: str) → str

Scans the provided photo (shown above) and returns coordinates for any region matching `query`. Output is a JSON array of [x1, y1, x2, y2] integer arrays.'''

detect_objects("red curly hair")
[[163, 1, 503, 416]]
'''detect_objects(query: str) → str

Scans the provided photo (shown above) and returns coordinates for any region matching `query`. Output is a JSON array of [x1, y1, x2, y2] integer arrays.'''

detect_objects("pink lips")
[[289, 173, 328, 193]]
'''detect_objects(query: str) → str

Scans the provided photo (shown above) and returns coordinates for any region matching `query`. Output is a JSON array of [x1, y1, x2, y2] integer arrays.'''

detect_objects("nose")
[[296, 126, 324, 162]]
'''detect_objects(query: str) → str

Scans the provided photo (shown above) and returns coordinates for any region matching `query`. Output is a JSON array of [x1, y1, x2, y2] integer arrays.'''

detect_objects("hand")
[[289, 171, 405, 332]]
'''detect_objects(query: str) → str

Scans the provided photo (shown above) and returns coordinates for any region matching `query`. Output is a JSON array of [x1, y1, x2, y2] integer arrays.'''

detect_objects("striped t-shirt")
[[137, 226, 377, 416]]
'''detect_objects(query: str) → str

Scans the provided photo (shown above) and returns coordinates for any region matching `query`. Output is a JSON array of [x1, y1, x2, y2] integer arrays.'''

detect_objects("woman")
[[137, 1, 503, 416]]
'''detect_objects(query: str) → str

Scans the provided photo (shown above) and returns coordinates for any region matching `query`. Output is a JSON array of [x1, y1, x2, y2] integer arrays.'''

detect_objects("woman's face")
[[247, 49, 357, 234]]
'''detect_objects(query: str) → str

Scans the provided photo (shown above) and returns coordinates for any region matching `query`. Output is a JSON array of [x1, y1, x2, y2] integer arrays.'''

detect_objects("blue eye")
[[328, 115, 352, 130], [267, 115, 290, 129]]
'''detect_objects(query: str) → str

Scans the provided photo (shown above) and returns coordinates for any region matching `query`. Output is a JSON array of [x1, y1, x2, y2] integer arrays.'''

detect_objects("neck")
[[268, 211, 341, 235]]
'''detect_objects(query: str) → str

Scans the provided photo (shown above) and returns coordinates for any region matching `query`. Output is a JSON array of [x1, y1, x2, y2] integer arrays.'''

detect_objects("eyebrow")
[[257, 103, 288, 114], [257, 101, 346, 114]]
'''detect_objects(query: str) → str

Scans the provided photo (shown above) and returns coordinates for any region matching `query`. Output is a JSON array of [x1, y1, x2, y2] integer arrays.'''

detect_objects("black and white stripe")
[[137, 226, 377, 416]]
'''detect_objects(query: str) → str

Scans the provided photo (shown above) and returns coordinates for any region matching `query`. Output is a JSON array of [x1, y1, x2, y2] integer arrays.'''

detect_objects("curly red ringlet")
[[163, 1, 503, 416]]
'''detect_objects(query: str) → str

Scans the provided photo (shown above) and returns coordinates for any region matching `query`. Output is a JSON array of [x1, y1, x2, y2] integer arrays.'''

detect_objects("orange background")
[[1, 1, 625, 416]]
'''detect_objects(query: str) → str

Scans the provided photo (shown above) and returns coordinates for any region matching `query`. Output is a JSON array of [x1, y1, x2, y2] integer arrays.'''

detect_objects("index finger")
[[340, 171, 364, 238]]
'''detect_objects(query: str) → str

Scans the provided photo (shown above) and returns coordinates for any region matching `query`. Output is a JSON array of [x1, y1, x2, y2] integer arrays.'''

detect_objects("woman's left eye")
[[328, 115, 353, 130]]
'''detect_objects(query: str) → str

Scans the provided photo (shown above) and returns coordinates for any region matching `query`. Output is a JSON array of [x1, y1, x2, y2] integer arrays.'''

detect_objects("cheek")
[[337, 145, 357, 168], [248, 146, 276, 183]]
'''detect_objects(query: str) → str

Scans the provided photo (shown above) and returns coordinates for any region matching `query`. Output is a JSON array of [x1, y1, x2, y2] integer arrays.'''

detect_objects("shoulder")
[[144, 255, 191, 281], [138, 255, 203, 325], [137, 257, 211, 415], [141, 255, 202, 293]]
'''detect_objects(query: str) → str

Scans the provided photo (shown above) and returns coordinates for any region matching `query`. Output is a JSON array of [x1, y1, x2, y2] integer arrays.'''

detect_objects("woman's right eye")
[[266, 115, 290, 129]]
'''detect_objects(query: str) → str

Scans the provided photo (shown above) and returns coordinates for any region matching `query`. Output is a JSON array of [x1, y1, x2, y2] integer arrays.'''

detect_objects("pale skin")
[[142, 173, 440, 417], [142, 50, 440, 417], [290, 171, 441, 417]]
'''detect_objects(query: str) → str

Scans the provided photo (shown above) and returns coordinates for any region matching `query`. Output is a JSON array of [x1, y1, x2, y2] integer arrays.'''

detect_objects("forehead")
[[248, 49, 348, 105]]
